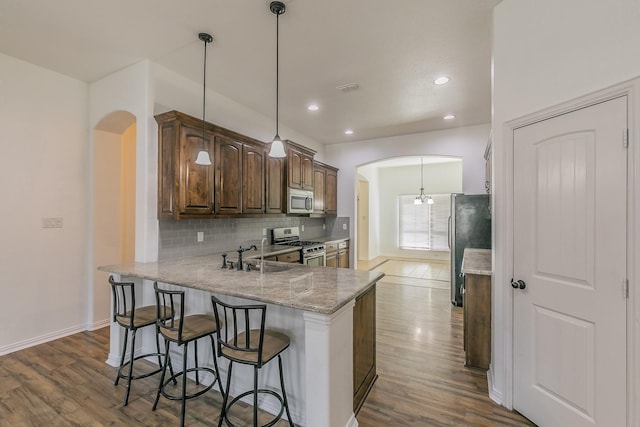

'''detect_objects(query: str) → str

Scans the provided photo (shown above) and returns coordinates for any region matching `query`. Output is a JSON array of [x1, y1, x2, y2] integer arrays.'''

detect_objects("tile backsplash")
[[158, 216, 350, 260]]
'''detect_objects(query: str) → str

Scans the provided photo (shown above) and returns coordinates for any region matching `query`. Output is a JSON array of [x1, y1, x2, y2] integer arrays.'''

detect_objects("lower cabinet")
[[353, 284, 377, 413], [326, 239, 350, 268], [463, 273, 491, 370], [263, 250, 300, 263]]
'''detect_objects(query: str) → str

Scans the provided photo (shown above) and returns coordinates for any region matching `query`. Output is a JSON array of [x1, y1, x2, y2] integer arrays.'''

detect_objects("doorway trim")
[[498, 78, 638, 425]]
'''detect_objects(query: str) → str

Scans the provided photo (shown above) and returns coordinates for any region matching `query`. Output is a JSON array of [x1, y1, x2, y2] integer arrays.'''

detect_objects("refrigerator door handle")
[[447, 215, 452, 249]]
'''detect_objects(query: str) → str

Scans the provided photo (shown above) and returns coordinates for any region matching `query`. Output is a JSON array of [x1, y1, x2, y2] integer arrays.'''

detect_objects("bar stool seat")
[[211, 296, 294, 427], [109, 276, 172, 406], [153, 283, 224, 427]]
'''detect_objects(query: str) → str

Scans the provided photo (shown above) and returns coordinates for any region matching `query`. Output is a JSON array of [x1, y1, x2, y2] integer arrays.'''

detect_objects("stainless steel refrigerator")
[[449, 194, 491, 306]]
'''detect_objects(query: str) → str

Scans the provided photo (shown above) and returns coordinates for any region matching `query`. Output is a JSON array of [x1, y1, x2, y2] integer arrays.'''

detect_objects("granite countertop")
[[98, 254, 383, 315], [461, 248, 492, 276]]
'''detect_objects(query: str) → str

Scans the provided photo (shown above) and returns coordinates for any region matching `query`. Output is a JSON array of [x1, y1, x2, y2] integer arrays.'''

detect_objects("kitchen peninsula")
[[99, 254, 382, 427]]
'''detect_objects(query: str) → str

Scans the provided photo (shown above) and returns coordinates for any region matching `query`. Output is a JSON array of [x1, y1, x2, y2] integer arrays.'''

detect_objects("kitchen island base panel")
[[105, 276, 363, 427]]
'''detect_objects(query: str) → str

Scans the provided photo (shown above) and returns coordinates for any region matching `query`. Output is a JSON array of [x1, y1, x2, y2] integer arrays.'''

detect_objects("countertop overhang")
[[99, 254, 382, 315]]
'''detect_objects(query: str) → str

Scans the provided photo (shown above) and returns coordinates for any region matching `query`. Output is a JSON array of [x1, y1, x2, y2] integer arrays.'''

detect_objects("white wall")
[[0, 53, 89, 353], [325, 124, 490, 262], [492, 0, 640, 415], [377, 162, 462, 259]]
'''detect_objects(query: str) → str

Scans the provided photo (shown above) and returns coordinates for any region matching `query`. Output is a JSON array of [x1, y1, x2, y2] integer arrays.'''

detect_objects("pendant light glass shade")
[[195, 33, 213, 166], [269, 134, 287, 157], [268, 1, 287, 158]]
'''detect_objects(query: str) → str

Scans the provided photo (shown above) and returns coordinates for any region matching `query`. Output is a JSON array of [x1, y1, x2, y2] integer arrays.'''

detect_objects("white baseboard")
[[487, 367, 504, 406], [89, 318, 110, 331], [0, 323, 86, 356], [345, 413, 359, 427]]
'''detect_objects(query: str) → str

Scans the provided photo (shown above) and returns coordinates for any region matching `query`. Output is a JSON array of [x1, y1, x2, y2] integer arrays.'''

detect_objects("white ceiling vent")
[[336, 82, 360, 93]]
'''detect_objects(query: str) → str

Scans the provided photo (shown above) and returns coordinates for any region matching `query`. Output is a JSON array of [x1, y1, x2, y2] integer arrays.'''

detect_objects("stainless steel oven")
[[272, 226, 326, 266], [302, 247, 326, 267]]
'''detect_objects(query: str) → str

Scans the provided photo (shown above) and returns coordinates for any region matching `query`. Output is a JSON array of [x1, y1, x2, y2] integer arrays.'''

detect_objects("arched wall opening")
[[92, 110, 136, 327], [355, 155, 463, 267]]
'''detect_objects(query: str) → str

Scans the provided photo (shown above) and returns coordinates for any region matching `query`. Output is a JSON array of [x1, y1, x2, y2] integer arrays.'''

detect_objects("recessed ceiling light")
[[307, 104, 319, 111], [434, 76, 450, 85], [344, 129, 354, 135], [443, 114, 455, 120]]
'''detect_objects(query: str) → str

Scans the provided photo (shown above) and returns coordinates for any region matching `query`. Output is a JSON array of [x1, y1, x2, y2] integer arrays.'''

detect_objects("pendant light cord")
[[202, 37, 208, 146], [275, 12, 280, 137]]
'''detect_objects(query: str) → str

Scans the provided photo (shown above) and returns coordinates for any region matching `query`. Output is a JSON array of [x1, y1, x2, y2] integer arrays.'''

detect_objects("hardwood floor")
[[0, 258, 534, 426], [356, 258, 535, 426]]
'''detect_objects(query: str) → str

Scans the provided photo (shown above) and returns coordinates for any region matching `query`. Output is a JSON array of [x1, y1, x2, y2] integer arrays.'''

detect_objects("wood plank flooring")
[[356, 258, 535, 426], [0, 257, 534, 426]]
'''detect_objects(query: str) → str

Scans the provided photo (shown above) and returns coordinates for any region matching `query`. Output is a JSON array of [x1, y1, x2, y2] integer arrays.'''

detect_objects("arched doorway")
[[355, 155, 462, 268], [91, 111, 136, 329]]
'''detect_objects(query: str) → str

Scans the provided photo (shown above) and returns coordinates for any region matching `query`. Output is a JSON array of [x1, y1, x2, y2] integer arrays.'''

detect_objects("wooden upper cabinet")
[[313, 166, 326, 213], [266, 156, 285, 213], [215, 136, 243, 214], [313, 161, 338, 215], [242, 142, 266, 214], [156, 111, 215, 219], [179, 125, 215, 215], [325, 167, 338, 215], [286, 141, 315, 191]]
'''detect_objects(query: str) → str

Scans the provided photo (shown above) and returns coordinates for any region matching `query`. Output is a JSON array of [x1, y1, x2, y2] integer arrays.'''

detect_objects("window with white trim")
[[398, 194, 451, 251]]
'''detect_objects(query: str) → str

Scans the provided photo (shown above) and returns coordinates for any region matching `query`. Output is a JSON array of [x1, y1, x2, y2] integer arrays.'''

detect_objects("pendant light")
[[268, 1, 287, 158], [195, 32, 213, 166], [414, 157, 434, 205]]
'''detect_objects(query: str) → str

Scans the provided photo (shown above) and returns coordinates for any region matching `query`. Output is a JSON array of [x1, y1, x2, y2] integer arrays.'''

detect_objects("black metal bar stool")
[[109, 275, 172, 406], [211, 296, 294, 427], [153, 282, 224, 427]]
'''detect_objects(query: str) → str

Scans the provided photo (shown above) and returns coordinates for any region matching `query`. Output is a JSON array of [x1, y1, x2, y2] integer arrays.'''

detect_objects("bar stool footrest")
[[222, 389, 285, 427], [116, 352, 165, 381], [160, 366, 218, 401]]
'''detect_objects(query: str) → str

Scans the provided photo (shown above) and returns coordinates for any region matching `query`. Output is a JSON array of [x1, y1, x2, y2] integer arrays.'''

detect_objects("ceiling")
[[0, 0, 499, 145]]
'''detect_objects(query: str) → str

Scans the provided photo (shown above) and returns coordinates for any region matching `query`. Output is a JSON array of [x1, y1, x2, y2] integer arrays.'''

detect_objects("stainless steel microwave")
[[288, 188, 313, 214]]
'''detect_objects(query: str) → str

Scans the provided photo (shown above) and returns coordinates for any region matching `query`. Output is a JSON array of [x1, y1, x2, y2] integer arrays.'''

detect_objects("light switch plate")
[[342, 223, 347, 230], [42, 217, 63, 228], [197, 231, 204, 242]]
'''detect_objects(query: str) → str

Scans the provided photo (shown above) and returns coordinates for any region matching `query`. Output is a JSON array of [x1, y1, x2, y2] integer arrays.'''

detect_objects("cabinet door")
[[338, 250, 349, 268], [313, 166, 326, 213], [302, 153, 314, 190], [266, 156, 285, 213], [326, 252, 337, 268], [353, 285, 376, 412], [325, 168, 338, 215], [178, 124, 215, 215], [242, 142, 265, 213], [288, 148, 303, 189], [215, 136, 242, 214]]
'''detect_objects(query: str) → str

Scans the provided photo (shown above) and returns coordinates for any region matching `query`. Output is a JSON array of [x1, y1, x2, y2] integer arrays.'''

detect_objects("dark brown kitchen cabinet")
[[215, 136, 243, 214], [287, 142, 315, 191], [266, 156, 285, 213], [313, 162, 338, 215], [325, 239, 349, 268], [463, 272, 491, 370], [353, 284, 377, 413], [242, 142, 266, 214], [156, 111, 215, 219]]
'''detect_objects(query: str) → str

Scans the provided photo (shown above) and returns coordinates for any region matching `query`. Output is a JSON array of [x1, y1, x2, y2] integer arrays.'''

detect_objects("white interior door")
[[513, 96, 628, 426]]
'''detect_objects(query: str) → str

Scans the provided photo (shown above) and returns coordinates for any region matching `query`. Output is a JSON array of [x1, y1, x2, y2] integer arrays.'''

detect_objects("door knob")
[[511, 279, 526, 290]]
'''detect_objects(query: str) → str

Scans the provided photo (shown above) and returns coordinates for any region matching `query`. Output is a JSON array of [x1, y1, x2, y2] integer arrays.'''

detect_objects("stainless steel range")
[[272, 227, 326, 267]]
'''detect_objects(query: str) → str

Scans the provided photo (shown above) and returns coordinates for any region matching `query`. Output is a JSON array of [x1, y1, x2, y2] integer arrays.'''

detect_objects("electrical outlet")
[[301, 225, 305, 232], [262, 228, 267, 236], [42, 217, 63, 228], [197, 231, 204, 242], [322, 223, 326, 230], [342, 223, 347, 230]]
